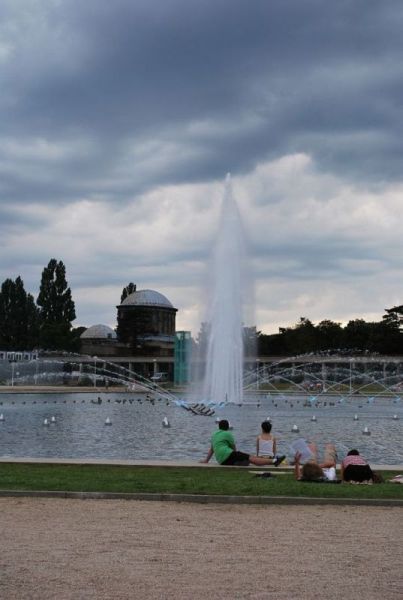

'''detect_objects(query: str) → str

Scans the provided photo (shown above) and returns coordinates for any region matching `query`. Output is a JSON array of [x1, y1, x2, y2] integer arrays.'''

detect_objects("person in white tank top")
[[258, 437, 274, 457], [256, 421, 285, 466]]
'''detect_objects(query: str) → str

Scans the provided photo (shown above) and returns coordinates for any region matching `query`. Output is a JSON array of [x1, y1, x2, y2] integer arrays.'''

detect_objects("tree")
[[383, 305, 403, 329], [343, 319, 372, 351], [368, 321, 402, 354], [257, 330, 288, 355], [316, 320, 343, 350], [120, 283, 137, 304], [282, 317, 318, 354], [70, 326, 87, 353], [0, 276, 39, 349], [37, 259, 76, 350]]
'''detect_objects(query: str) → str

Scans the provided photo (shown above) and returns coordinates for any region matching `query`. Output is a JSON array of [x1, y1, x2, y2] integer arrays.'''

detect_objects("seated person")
[[341, 449, 374, 483], [294, 442, 337, 481], [200, 419, 285, 466], [256, 420, 277, 459]]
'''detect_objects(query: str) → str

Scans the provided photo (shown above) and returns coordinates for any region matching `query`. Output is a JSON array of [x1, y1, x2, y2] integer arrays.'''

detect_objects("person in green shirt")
[[200, 420, 285, 466]]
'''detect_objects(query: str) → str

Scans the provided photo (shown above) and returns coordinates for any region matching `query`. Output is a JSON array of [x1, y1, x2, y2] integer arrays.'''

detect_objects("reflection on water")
[[0, 392, 402, 464]]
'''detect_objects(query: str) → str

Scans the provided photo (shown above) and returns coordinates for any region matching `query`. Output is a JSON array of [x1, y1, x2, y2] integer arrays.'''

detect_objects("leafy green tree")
[[70, 326, 87, 353], [258, 312, 403, 357], [383, 305, 403, 329], [0, 276, 39, 349], [316, 319, 343, 350], [366, 321, 403, 355], [278, 317, 318, 354], [120, 282, 137, 303], [343, 319, 372, 351], [37, 259, 76, 350], [257, 330, 288, 355]]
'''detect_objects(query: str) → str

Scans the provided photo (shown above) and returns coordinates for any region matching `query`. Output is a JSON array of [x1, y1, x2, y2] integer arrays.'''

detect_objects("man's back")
[[211, 429, 235, 464]]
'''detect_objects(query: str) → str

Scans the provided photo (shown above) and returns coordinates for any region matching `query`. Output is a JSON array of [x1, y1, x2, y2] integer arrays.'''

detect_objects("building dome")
[[120, 289, 174, 308], [80, 324, 117, 339]]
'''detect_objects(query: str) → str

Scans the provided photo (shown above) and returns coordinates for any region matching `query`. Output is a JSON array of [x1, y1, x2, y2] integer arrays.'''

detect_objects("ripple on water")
[[0, 392, 402, 463]]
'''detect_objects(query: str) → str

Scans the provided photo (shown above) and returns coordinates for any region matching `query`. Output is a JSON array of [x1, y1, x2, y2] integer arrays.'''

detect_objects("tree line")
[[0, 259, 80, 352], [0, 273, 146, 353], [256, 308, 403, 356], [1, 260, 403, 356]]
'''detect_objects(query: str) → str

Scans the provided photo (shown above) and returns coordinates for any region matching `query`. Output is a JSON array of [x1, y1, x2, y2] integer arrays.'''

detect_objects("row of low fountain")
[[0, 411, 173, 429]]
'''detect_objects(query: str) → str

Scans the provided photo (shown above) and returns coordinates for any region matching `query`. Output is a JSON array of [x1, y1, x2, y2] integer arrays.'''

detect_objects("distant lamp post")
[[349, 358, 352, 394], [9, 359, 16, 387], [93, 356, 98, 388]]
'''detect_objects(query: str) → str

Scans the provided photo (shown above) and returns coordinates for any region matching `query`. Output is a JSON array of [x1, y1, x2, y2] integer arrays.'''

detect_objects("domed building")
[[116, 288, 177, 357], [80, 324, 117, 356], [79, 286, 179, 381]]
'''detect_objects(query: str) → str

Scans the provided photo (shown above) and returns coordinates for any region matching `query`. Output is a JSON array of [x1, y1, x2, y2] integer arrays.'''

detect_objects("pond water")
[[0, 392, 402, 464]]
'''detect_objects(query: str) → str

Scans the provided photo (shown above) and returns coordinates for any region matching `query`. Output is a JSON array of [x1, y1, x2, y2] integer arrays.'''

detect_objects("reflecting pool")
[[0, 392, 402, 464]]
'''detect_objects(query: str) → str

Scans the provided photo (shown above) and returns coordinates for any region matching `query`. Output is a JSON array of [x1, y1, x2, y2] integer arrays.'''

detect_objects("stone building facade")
[[79, 288, 178, 380]]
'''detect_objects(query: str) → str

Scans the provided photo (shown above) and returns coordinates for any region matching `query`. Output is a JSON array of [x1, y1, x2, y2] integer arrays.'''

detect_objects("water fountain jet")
[[202, 175, 248, 404]]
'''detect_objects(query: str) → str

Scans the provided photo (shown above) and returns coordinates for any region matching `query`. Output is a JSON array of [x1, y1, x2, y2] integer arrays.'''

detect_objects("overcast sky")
[[1, 0, 402, 336]]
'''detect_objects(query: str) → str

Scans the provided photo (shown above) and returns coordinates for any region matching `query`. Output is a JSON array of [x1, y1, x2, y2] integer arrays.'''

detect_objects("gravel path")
[[1, 498, 402, 599]]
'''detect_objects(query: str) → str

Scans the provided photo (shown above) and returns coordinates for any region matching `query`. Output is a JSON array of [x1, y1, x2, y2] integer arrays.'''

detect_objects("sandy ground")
[[0, 498, 402, 600]]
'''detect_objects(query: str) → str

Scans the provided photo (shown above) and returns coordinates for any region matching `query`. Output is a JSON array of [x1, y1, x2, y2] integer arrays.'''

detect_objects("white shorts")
[[322, 467, 337, 481]]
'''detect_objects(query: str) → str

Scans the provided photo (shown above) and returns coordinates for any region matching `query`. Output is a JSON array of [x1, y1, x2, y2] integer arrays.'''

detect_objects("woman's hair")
[[218, 419, 229, 430], [302, 462, 323, 480], [261, 421, 272, 434], [347, 449, 360, 456]]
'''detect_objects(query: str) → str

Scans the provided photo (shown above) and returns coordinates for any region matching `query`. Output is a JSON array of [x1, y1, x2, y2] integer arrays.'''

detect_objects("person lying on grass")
[[200, 419, 285, 467], [294, 442, 337, 481], [341, 449, 375, 483]]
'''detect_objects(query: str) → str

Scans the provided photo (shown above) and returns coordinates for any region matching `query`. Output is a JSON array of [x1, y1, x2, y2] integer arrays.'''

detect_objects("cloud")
[[1, 151, 401, 334], [236, 156, 403, 332], [1, 1, 403, 208], [0, 1, 402, 336]]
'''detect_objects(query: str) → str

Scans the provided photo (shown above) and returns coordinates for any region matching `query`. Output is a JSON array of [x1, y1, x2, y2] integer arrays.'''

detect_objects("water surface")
[[0, 392, 402, 464]]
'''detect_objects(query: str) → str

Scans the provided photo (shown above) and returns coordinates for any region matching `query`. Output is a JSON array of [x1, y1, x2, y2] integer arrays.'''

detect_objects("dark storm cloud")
[[1, 0, 403, 210], [0, 1, 402, 332]]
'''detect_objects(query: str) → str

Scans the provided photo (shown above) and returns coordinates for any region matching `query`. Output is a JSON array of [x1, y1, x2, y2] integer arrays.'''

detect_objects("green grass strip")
[[0, 463, 403, 499]]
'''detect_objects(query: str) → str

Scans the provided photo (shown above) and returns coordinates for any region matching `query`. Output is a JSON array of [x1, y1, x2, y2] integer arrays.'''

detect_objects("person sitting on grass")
[[341, 449, 374, 483], [200, 419, 286, 467], [294, 442, 337, 481]]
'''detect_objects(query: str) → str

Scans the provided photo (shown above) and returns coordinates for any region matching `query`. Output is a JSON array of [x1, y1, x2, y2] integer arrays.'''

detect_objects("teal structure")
[[174, 331, 192, 385]]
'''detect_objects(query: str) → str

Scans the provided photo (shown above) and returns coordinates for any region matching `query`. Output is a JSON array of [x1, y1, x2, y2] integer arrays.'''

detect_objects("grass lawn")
[[0, 463, 403, 500]]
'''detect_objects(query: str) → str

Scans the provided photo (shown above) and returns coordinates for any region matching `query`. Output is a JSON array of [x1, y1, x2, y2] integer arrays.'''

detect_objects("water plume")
[[202, 174, 246, 404]]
